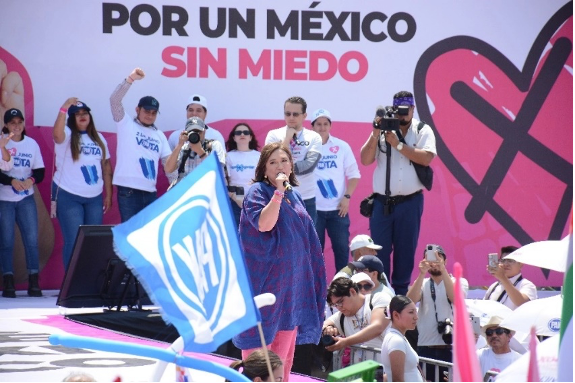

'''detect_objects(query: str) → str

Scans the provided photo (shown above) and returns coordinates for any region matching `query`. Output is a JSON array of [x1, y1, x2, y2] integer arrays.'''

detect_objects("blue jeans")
[[230, 197, 242, 232], [303, 197, 317, 225], [53, 182, 103, 270], [316, 210, 351, 271], [369, 193, 423, 295], [117, 186, 157, 223], [0, 195, 39, 274]]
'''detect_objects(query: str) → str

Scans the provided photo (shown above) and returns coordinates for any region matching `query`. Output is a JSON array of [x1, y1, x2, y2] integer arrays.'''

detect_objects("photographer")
[[406, 245, 468, 381], [359, 91, 436, 296], [165, 117, 225, 188]]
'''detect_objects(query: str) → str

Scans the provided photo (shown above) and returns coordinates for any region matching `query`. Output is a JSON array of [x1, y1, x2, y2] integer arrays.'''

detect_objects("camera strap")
[[429, 279, 453, 326], [486, 274, 523, 303]]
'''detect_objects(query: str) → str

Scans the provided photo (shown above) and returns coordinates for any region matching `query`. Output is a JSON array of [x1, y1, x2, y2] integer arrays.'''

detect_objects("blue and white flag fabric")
[[112, 154, 259, 353]]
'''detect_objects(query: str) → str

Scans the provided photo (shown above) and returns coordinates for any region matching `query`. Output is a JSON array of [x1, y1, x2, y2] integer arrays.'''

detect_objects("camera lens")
[[321, 334, 336, 346], [427, 245, 433, 250], [188, 131, 200, 144]]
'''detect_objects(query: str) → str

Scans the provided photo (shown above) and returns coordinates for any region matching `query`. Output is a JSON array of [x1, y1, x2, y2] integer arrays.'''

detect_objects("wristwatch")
[[344, 194, 351, 199], [396, 142, 404, 151]]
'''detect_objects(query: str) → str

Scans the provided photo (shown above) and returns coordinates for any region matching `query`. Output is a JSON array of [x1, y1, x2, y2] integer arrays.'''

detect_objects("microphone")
[[375, 105, 386, 118], [277, 172, 293, 191]]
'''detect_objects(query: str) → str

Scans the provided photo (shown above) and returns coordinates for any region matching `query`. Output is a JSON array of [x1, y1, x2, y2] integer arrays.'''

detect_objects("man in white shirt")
[[311, 108, 360, 271], [167, 94, 226, 150], [109, 67, 172, 222], [406, 245, 469, 380], [477, 316, 521, 379], [265, 96, 322, 223], [483, 246, 537, 310]]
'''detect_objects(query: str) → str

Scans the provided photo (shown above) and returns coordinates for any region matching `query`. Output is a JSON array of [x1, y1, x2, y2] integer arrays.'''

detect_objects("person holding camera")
[[224, 122, 260, 229], [164, 116, 226, 188], [483, 246, 537, 310], [322, 277, 390, 357], [359, 91, 436, 296], [110, 67, 172, 222], [406, 245, 468, 381]]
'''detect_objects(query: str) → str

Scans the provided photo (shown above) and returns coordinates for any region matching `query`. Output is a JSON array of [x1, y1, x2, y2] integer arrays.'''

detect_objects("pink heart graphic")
[[329, 146, 340, 154], [7, 147, 16, 156], [414, 4, 572, 280]]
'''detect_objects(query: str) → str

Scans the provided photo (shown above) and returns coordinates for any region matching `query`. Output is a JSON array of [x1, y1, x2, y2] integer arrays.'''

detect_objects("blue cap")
[[68, 101, 91, 117], [138, 96, 160, 111]]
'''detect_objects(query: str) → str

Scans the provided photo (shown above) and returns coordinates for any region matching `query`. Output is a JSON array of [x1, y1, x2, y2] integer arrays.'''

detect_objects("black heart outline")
[[413, 3, 573, 262]]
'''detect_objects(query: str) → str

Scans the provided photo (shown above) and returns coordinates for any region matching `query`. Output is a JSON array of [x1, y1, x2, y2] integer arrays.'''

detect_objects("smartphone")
[[425, 244, 438, 262], [488, 253, 499, 268], [471, 315, 481, 335]]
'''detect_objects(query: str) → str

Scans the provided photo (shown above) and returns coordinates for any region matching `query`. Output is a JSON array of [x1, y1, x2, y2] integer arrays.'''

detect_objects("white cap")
[[350, 234, 382, 252], [187, 94, 208, 110], [351, 272, 374, 287], [311, 108, 331, 124]]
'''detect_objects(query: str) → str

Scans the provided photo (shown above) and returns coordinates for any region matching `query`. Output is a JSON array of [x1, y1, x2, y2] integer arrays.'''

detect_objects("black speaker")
[[57, 225, 151, 309]]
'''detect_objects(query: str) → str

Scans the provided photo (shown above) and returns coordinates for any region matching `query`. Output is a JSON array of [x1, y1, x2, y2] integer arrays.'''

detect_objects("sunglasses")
[[485, 327, 510, 336], [234, 130, 251, 136], [356, 283, 373, 291], [499, 258, 517, 264], [284, 112, 302, 117]]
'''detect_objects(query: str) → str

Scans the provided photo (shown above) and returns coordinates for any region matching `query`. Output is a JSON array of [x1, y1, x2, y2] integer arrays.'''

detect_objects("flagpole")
[[256, 322, 275, 382]]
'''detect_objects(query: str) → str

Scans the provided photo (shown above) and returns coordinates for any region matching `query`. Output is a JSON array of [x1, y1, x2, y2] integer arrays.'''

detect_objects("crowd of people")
[[0, 66, 542, 382]]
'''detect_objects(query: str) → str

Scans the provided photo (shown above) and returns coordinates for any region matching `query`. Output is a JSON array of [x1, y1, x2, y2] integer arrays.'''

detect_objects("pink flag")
[[527, 326, 540, 381], [452, 262, 482, 382]]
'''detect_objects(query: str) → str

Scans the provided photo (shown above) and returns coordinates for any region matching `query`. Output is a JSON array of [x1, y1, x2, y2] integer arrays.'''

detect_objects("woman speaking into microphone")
[[233, 142, 326, 381]]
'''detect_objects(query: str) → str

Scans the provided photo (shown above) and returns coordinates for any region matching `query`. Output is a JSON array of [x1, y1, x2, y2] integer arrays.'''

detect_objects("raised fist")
[[129, 67, 145, 81]]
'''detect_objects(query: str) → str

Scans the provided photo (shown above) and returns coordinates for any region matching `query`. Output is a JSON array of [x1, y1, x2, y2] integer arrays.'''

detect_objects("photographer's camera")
[[374, 105, 409, 131], [437, 318, 453, 345]]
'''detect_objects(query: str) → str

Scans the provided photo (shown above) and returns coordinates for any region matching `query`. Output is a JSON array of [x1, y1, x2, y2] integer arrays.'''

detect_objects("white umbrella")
[[465, 299, 513, 326], [495, 335, 559, 382], [500, 295, 562, 337], [505, 235, 569, 272]]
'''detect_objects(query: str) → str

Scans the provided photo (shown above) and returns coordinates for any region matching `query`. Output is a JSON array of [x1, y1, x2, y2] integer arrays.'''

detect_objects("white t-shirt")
[[381, 328, 423, 382], [113, 114, 171, 192], [416, 276, 469, 346], [328, 293, 389, 349], [372, 118, 436, 196], [477, 347, 521, 377], [168, 125, 226, 151], [265, 126, 322, 200], [0, 136, 44, 202], [483, 274, 537, 310], [314, 135, 360, 211], [54, 127, 110, 198], [226, 150, 260, 196]]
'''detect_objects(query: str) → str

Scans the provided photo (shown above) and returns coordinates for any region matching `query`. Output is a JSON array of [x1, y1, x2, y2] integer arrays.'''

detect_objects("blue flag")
[[112, 154, 259, 352]]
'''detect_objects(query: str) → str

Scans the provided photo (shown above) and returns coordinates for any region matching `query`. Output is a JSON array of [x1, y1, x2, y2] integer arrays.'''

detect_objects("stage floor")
[[0, 291, 323, 382]]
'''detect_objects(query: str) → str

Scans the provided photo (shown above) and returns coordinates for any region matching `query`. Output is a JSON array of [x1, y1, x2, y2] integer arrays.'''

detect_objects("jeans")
[[117, 186, 157, 223], [53, 182, 103, 270], [229, 197, 242, 232], [0, 195, 39, 274], [315, 210, 351, 271], [369, 192, 423, 295], [303, 197, 317, 225]]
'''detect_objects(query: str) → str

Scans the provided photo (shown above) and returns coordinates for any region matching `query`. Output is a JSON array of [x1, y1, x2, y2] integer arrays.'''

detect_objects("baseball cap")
[[138, 96, 160, 111], [349, 255, 384, 274], [4, 108, 24, 124], [350, 234, 382, 252], [311, 108, 331, 125], [187, 94, 208, 110], [67, 101, 91, 117], [185, 117, 206, 132], [351, 272, 374, 287]]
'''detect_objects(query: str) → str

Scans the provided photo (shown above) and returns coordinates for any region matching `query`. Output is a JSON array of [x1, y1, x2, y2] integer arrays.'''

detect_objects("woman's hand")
[[274, 172, 288, 193]]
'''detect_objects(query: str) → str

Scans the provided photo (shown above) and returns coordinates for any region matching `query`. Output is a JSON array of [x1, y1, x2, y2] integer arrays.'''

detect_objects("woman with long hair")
[[52, 98, 112, 270], [0, 108, 45, 297], [225, 122, 260, 228]]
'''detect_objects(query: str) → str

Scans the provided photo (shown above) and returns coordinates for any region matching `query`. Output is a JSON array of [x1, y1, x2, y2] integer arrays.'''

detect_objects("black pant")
[[418, 345, 452, 382]]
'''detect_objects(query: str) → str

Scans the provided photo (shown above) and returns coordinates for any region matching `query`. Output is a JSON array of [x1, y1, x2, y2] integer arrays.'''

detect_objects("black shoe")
[[2, 274, 16, 298], [27, 273, 42, 297]]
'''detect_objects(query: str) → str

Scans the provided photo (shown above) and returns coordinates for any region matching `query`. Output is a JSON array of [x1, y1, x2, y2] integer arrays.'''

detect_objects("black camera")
[[226, 186, 245, 196], [321, 334, 336, 347], [437, 318, 453, 345], [374, 105, 410, 131], [187, 130, 201, 144]]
